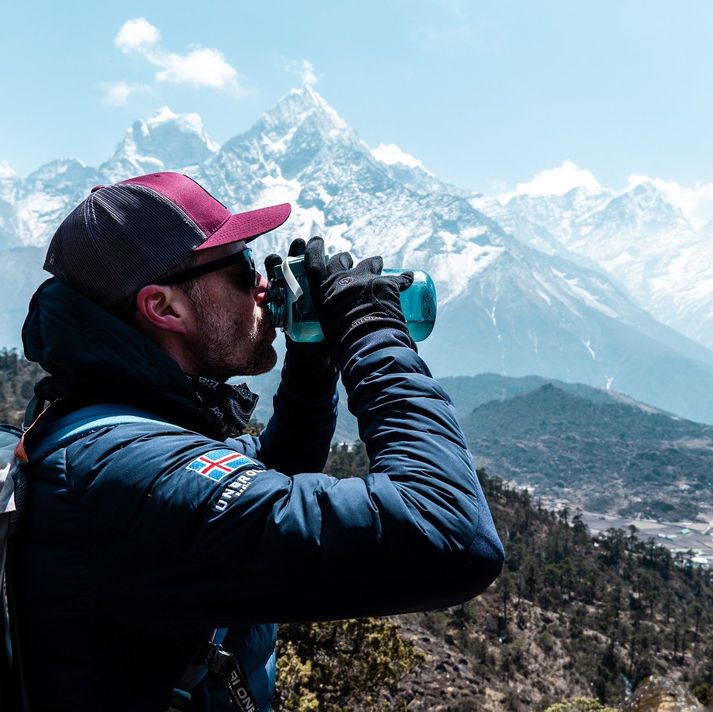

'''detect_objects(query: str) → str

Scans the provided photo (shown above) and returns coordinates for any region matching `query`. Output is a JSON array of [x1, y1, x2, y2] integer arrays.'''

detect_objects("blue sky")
[[2, 0, 712, 200]]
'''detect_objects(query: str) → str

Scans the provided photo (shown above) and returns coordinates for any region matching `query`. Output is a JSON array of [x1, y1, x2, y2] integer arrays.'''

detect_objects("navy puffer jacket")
[[11, 278, 504, 711]]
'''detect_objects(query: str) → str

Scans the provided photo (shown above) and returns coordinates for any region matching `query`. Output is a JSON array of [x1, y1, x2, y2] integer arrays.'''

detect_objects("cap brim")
[[197, 203, 291, 250]]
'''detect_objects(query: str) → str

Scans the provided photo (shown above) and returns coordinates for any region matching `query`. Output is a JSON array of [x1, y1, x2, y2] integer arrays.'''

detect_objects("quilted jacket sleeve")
[[65, 329, 503, 629], [256, 344, 339, 474]]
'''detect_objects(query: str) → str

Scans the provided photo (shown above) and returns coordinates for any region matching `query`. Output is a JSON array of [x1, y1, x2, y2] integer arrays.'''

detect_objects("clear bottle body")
[[266, 256, 437, 343]]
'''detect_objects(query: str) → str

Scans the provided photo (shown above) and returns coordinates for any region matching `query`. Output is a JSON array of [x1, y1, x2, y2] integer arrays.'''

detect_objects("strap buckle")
[[205, 641, 259, 712]]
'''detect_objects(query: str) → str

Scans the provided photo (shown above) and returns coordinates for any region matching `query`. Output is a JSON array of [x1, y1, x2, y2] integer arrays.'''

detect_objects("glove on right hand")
[[303, 236, 415, 358]]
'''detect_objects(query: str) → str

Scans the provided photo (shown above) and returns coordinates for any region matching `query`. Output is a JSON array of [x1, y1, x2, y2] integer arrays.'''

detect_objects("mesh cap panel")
[[44, 184, 204, 308]]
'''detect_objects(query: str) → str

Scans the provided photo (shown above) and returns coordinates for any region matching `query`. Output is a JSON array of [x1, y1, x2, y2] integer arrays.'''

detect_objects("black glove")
[[264, 238, 311, 325], [265, 237, 326, 358], [303, 236, 415, 358], [265, 239, 337, 395], [264, 236, 308, 286]]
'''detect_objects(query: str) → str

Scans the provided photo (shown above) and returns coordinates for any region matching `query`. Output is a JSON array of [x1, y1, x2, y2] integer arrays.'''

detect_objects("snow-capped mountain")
[[101, 107, 219, 183], [488, 183, 713, 351], [2, 86, 713, 424], [12, 159, 102, 248], [0, 161, 19, 248]]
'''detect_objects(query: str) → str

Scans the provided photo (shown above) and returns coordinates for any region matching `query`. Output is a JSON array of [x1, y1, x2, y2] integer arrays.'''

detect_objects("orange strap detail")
[[14, 437, 28, 464], [13, 400, 59, 465]]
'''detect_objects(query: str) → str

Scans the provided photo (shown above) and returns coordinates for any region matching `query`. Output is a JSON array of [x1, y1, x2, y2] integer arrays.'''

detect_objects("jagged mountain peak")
[[101, 106, 219, 182], [23, 158, 97, 190], [212, 85, 385, 211], [506, 183, 612, 211], [124, 106, 219, 152], [215, 85, 364, 174], [269, 85, 349, 131], [626, 180, 666, 199], [250, 85, 354, 147], [145, 106, 218, 147], [614, 181, 681, 213], [595, 181, 689, 233], [602, 181, 678, 214], [26, 157, 87, 176]]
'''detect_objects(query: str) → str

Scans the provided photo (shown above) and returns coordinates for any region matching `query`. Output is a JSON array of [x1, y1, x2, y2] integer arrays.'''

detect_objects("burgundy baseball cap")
[[44, 171, 291, 308]]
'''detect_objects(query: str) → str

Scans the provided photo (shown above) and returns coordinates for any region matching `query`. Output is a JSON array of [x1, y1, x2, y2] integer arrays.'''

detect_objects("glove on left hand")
[[303, 237, 416, 359]]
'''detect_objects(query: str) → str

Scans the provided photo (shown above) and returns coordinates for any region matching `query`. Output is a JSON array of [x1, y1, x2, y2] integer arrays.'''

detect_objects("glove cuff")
[[336, 316, 416, 364], [282, 342, 338, 397]]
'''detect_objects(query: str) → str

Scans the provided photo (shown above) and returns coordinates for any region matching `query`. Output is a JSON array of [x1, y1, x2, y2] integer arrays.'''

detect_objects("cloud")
[[284, 58, 318, 86], [371, 143, 432, 174], [500, 160, 601, 202], [627, 174, 713, 228], [115, 18, 160, 53], [113, 18, 243, 95], [154, 48, 239, 90], [102, 81, 150, 106]]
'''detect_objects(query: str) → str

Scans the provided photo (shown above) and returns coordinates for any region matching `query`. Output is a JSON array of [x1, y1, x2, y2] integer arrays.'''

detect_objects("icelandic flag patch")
[[186, 449, 257, 482]]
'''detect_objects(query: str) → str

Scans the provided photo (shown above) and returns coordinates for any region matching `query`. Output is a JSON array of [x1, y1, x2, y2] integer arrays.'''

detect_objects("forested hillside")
[[397, 471, 712, 710], [245, 371, 713, 521], [272, 442, 713, 711], [462, 383, 713, 520], [0, 349, 44, 426]]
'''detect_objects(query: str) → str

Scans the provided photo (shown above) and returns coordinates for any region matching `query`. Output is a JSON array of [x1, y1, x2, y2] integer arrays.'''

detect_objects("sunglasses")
[[158, 248, 259, 291]]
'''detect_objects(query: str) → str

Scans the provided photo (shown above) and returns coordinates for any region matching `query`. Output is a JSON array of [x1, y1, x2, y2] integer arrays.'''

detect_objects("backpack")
[[0, 423, 21, 595], [0, 403, 260, 712], [0, 422, 22, 708], [0, 403, 182, 710]]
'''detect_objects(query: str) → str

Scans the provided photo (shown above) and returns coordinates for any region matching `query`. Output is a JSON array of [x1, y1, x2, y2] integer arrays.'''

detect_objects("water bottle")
[[265, 254, 437, 343]]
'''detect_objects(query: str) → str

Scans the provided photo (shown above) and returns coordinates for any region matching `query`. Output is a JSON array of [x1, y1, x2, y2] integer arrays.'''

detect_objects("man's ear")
[[135, 284, 192, 334]]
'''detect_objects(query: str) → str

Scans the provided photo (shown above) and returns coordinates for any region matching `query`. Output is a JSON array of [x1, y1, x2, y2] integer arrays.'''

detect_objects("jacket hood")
[[22, 278, 225, 435]]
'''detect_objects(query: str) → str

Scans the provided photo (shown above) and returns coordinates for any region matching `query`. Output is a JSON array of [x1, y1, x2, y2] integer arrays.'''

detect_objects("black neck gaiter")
[[187, 375, 260, 439]]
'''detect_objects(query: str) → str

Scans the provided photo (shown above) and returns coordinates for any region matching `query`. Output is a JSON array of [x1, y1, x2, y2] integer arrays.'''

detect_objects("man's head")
[[44, 172, 291, 379]]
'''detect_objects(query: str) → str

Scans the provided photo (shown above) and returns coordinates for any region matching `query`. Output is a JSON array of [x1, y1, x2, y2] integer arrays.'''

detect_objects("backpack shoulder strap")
[[24, 403, 185, 464]]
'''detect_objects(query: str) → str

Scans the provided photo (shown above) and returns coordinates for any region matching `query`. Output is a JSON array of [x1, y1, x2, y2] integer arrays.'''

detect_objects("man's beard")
[[183, 286, 277, 381]]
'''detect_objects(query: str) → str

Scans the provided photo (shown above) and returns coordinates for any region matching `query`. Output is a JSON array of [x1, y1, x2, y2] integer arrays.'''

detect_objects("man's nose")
[[254, 273, 269, 306]]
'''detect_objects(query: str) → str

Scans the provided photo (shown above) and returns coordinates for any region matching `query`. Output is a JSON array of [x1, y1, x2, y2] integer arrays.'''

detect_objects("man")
[[11, 172, 503, 711]]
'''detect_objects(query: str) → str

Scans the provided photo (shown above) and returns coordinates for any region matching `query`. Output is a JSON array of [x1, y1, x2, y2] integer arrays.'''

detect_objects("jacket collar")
[[22, 278, 257, 439]]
